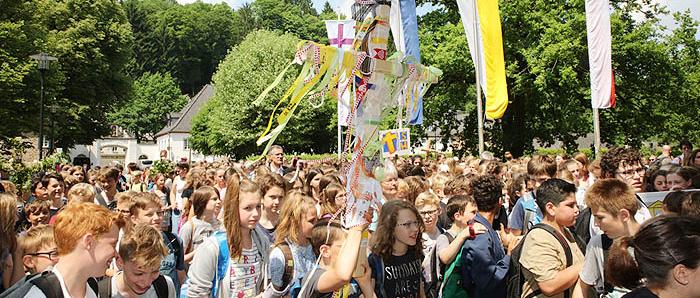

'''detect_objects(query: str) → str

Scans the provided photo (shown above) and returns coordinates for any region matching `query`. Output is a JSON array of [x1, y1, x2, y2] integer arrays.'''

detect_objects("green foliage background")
[[189, 30, 336, 158]]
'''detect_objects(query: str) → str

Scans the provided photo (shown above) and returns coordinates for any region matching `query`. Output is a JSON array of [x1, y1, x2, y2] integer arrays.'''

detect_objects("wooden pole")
[[593, 108, 601, 158]]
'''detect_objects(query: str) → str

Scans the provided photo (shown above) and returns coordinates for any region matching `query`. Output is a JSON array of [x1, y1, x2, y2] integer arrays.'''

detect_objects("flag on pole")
[[585, 0, 615, 109], [456, 0, 509, 119], [326, 20, 356, 126], [389, 0, 424, 125]]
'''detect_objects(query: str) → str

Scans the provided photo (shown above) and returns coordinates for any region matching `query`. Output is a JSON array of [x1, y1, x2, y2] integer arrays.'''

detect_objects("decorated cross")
[[253, 1, 441, 229], [330, 23, 354, 48]]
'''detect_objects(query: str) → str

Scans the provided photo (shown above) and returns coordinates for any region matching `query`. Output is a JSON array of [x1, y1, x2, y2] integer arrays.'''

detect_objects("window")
[[183, 138, 189, 150], [42, 136, 50, 149]]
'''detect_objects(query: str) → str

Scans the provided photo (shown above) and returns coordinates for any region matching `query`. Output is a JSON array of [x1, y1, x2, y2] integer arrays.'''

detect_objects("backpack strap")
[[152, 275, 168, 298], [212, 231, 230, 297], [378, 257, 388, 298], [274, 242, 295, 291], [97, 276, 111, 298], [163, 232, 183, 266], [445, 231, 455, 244], [29, 272, 63, 298]]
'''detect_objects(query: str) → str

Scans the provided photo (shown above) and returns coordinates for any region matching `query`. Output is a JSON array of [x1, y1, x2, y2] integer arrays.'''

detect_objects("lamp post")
[[30, 53, 58, 161]]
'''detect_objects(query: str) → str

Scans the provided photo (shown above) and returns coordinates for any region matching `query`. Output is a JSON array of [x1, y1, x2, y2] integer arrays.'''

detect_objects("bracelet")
[[468, 224, 476, 240]]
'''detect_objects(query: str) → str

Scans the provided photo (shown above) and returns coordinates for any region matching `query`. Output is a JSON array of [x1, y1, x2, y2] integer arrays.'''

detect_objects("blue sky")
[[176, 0, 698, 37]]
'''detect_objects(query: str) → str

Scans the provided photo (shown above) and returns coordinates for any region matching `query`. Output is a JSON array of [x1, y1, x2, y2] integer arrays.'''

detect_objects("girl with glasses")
[[368, 200, 426, 298]]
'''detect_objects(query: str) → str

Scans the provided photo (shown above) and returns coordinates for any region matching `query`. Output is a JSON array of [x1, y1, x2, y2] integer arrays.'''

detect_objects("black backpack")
[[0, 271, 99, 298], [97, 275, 169, 297], [506, 224, 574, 298]]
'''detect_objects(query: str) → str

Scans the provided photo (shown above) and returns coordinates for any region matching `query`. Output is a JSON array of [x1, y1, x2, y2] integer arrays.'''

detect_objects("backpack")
[[521, 193, 542, 233], [163, 231, 183, 264], [273, 242, 299, 297], [97, 275, 169, 297], [506, 224, 574, 298], [573, 207, 592, 245], [211, 230, 271, 297], [426, 230, 452, 298], [0, 270, 99, 298], [437, 233, 466, 298], [368, 254, 389, 298]]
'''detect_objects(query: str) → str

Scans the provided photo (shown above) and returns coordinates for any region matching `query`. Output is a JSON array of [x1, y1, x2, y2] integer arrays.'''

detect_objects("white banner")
[[586, 0, 615, 109]]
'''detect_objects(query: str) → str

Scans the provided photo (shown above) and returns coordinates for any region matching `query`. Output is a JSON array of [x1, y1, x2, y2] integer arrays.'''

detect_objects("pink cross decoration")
[[330, 23, 353, 48]]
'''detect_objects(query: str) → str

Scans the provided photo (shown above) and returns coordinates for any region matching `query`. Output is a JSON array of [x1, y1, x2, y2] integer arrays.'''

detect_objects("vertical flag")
[[456, 0, 509, 119], [585, 0, 615, 108], [389, 0, 424, 125], [325, 20, 356, 126]]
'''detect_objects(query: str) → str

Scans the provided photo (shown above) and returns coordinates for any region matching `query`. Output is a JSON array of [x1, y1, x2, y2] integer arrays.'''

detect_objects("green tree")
[[0, 0, 47, 138], [417, 0, 692, 156], [190, 30, 335, 157], [123, 0, 237, 95], [108, 72, 187, 142], [321, 1, 335, 15], [252, 0, 327, 43], [44, 0, 134, 150]]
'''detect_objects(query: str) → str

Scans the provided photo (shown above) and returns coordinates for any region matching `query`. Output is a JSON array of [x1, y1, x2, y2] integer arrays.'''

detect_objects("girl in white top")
[[186, 177, 271, 298]]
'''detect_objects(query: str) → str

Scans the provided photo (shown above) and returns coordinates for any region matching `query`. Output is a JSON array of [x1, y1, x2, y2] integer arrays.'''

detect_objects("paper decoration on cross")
[[380, 128, 411, 157]]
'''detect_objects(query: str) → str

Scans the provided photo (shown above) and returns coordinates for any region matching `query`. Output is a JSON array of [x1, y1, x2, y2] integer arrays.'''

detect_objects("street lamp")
[[30, 53, 58, 161]]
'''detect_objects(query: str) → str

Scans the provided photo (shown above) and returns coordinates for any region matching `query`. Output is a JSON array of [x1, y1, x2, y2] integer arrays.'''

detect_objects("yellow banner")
[[477, 0, 508, 119]]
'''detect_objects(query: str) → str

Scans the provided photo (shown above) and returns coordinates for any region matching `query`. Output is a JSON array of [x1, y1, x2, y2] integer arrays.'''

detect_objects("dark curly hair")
[[470, 175, 503, 212], [600, 147, 642, 178]]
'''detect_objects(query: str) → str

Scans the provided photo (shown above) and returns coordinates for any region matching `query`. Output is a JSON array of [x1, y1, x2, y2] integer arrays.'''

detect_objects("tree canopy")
[[108, 72, 187, 142], [189, 30, 336, 158]]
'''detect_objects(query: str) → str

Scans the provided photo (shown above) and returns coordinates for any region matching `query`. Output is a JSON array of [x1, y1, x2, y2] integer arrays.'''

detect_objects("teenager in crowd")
[[608, 216, 700, 298], [24, 203, 123, 297], [265, 192, 318, 297], [179, 186, 221, 265], [256, 173, 288, 242], [369, 200, 425, 298], [520, 179, 584, 298], [186, 178, 270, 297]]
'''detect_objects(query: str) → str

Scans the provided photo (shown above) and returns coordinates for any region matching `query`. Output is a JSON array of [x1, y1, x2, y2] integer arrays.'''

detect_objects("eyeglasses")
[[618, 167, 645, 178], [397, 220, 420, 229], [28, 250, 59, 261], [419, 209, 438, 217], [116, 209, 130, 215]]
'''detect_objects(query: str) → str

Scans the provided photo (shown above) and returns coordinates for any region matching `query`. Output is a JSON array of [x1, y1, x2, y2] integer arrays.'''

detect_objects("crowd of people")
[[0, 142, 699, 298]]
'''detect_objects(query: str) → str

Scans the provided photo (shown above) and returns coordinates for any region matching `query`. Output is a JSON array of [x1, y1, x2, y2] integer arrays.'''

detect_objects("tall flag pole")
[[325, 19, 356, 159], [456, 0, 509, 155], [585, 0, 615, 158]]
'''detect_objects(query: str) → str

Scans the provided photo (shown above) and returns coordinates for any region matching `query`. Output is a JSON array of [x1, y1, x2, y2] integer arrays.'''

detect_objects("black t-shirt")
[[298, 267, 361, 298], [622, 287, 659, 298], [369, 251, 423, 298]]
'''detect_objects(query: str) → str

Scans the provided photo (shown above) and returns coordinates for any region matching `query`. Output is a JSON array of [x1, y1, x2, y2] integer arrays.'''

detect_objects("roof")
[[155, 84, 214, 137]]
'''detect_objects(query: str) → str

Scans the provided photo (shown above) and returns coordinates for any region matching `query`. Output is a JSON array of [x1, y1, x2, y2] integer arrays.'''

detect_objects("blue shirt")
[[508, 192, 543, 232], [460, 213, 510, 298]]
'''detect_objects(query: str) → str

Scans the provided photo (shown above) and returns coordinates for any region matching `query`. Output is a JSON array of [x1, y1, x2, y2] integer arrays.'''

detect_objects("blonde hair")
[[67, 183, 96, 204], [54, 202, 123, 255], [128, 192, 162, 216], [0, 193, 17, 254], [20, 225, 55, 255], [430, 172, 450, 192], [274, 192, 316, 247], [585, 179, 638, 217], [119, 224, 168, 270], [414, 191, 440, 209]]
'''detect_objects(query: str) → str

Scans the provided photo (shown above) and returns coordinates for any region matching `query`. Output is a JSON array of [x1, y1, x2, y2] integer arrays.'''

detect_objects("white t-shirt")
[[173, 176, 186, 210], [109, 273, 176, 298], [25, 267, 98, 298]]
